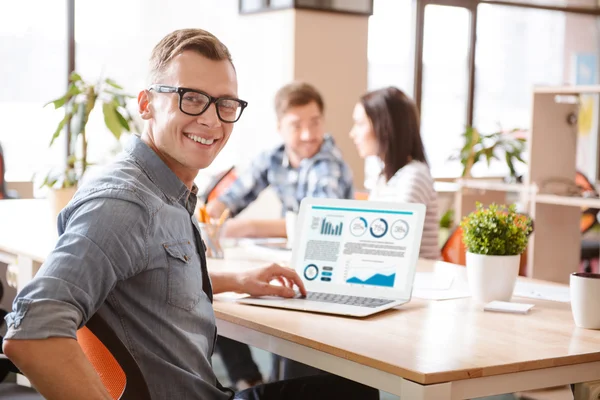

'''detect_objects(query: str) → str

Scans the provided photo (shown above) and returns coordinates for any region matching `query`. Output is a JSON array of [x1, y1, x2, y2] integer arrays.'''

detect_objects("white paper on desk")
[[412, 288, 471, 301], [413, 272, 454, 290], [513, 281, 570, 303]]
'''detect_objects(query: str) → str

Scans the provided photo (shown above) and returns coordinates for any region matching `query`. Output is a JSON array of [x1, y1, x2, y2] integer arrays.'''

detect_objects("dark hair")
[[149, 29, 233, 83], [274, 81, 324, 120], [360, 87, 428, 181]]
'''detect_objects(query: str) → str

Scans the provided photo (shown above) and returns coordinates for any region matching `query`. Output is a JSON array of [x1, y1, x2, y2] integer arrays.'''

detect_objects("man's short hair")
[[274, 82, 324, 120], [148, 29, 233, 84]]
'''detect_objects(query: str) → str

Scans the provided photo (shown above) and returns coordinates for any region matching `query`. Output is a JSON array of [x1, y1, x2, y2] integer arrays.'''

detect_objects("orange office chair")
[[354, 191, 369, 200], [575, 171, 600, 273], [201, 166, 237, 204], [0, 312, 151, 400], [77, 313, 151, 400]]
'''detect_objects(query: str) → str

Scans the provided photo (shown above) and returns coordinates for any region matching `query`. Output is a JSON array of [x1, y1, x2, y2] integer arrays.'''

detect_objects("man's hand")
[[206, 200, 228, 219], [237, 264, 307, 298]]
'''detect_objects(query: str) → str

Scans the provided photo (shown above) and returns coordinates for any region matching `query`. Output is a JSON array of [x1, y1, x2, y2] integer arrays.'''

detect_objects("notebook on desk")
[[237, 197, 426, 317]]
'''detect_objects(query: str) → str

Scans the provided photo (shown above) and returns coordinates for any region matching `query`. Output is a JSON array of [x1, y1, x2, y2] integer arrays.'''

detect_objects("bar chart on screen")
[[320, 217, 343, 236]]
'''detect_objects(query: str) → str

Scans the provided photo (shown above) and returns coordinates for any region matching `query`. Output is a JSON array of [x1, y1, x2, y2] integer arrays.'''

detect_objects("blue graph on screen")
[[320, 218, 343, 236], [345, 266, 396, 288]]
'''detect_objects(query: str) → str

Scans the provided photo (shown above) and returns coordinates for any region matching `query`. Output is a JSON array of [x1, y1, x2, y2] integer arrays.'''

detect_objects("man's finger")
[[264, 283, 295, 298], [268, 265, 307, 296]]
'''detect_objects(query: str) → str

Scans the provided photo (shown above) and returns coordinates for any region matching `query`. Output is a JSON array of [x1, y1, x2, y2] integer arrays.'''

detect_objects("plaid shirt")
[[219, 135, 354, 216]]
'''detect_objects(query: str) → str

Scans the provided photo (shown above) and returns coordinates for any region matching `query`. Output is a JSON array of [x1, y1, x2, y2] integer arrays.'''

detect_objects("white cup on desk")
[[285, 211, 297, 249], [570, 272, 600, 329]]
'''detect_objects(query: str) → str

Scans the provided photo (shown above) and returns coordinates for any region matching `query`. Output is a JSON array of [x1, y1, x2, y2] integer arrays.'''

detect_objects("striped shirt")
[[369, 160, 440, 260]]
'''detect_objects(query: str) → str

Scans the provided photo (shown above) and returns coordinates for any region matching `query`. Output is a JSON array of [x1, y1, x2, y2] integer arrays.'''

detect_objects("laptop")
[[237, 197, 426, 317]]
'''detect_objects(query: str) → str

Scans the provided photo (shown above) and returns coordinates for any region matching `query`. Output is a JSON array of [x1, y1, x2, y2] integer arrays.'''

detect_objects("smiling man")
[[206, 82, 354, 238], [2, 29, 376, 400]]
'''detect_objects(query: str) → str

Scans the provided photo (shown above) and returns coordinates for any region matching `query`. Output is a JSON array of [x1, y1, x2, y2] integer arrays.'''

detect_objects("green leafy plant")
[[439, 209, 454, 229], [450, 127, 527, 179], [41, 72, 139, 189], [460, 202, 532, 256]]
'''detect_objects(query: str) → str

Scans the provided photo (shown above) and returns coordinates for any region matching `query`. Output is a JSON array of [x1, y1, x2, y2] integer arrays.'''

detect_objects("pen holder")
[[198, 222, 225, 259]]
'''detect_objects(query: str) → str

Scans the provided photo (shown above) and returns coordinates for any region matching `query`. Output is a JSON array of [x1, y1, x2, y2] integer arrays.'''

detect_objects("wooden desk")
[[1, 199, 600, 399]]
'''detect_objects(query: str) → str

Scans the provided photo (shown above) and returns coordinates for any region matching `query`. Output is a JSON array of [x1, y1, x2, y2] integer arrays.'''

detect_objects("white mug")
[[285, 211, 297, 249], [570, 272, 600, 329]]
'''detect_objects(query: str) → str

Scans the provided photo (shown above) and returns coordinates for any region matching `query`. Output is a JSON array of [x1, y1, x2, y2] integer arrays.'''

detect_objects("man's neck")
[[140, 132, 198, 190], [286, 150, 302, 169]]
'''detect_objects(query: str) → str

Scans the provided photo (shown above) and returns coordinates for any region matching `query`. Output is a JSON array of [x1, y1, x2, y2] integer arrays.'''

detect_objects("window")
[[0, 1, 67, 182], [367, 0, 414, 94], [365, 0, 415, 188], [420, 5, 472, 178], [474, 5, 600, 178]]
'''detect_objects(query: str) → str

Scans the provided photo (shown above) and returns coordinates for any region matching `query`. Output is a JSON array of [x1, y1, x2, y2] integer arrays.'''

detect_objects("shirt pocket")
[[163, 240, 203, 311]]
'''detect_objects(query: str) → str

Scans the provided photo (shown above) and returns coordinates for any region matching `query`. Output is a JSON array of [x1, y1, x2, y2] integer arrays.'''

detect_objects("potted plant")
[[460, 202, 533, 303], [43, 72, 139, 214], [450, 126, 527, 181]]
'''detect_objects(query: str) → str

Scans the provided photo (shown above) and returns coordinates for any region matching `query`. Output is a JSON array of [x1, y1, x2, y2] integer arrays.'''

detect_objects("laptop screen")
[[292, 198, 426, 299]]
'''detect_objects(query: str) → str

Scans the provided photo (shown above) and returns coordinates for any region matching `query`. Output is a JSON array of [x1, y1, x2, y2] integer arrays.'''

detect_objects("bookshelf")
[[454, 85, 600, 284]]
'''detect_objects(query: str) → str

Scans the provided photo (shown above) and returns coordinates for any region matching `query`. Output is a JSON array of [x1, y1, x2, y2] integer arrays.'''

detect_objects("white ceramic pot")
[[466, 252, 521, 303], [48, 187, 77, 218]]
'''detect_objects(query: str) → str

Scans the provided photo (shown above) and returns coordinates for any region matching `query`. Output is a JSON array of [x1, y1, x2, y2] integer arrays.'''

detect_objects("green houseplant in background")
[[43, 72, 139, 213], [451, 126, 527, 181], [460, 202, 533, 303], [438, 209, 454, 248]]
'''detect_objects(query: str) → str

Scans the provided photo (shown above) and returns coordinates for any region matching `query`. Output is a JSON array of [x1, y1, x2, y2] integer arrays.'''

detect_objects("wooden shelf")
[[457, 179, 534, 193], [534, 85, 600, 95], [535, 193, 600, 208], [454, 83, 589, 283], [434, 181, 459, 193]]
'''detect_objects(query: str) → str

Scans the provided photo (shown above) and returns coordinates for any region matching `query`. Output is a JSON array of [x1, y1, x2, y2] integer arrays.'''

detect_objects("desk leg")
[[401, 379, 452, 400]]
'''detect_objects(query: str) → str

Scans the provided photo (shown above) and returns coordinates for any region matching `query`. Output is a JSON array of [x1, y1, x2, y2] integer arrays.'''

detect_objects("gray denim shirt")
[[5, 135, 231, 399]]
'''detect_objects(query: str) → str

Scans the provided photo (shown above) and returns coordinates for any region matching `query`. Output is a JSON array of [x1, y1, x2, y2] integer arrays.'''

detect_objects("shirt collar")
[[279, 134, 336, 169], [125, 135, 193, 205]]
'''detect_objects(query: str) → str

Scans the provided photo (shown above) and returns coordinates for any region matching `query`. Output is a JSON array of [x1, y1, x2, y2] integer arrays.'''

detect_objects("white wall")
[[76, 0, 295, 182], [76, 1, 367, 193]]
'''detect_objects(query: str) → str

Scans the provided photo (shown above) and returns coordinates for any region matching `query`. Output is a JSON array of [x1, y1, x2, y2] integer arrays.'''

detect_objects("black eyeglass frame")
[[148, 84, 248, 123]]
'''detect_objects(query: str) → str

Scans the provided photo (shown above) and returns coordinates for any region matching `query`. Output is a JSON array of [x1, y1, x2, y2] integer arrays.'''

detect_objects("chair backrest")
[[441, 226, 466, 266], [201, 166, 237, 204], [354, 191, 369, 200], [77, 314, 151, 400], [576, 171, 600, 234]]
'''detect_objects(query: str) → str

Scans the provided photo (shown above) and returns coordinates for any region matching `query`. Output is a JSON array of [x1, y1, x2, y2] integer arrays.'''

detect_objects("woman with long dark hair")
[[349, 87, 440, 260]]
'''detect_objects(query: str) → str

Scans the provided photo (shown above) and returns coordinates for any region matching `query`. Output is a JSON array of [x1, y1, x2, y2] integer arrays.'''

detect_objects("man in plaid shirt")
[[206, 81, 354, 238], [206, 82, 355, 389]]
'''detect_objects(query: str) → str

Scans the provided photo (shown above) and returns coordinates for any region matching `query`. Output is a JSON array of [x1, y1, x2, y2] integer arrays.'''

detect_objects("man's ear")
[[138, 90, 153, 120]]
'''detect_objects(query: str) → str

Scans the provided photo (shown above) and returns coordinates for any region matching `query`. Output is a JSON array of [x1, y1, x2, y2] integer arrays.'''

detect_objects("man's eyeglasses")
[[148, 84, 248, 123]]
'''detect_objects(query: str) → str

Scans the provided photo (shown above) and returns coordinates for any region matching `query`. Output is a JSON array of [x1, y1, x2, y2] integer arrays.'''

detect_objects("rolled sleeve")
[[4, 192, 148, 341]]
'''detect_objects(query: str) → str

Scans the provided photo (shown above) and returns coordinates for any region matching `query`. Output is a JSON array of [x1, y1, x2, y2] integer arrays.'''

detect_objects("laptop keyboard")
[[297, 291, 395, 308]]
